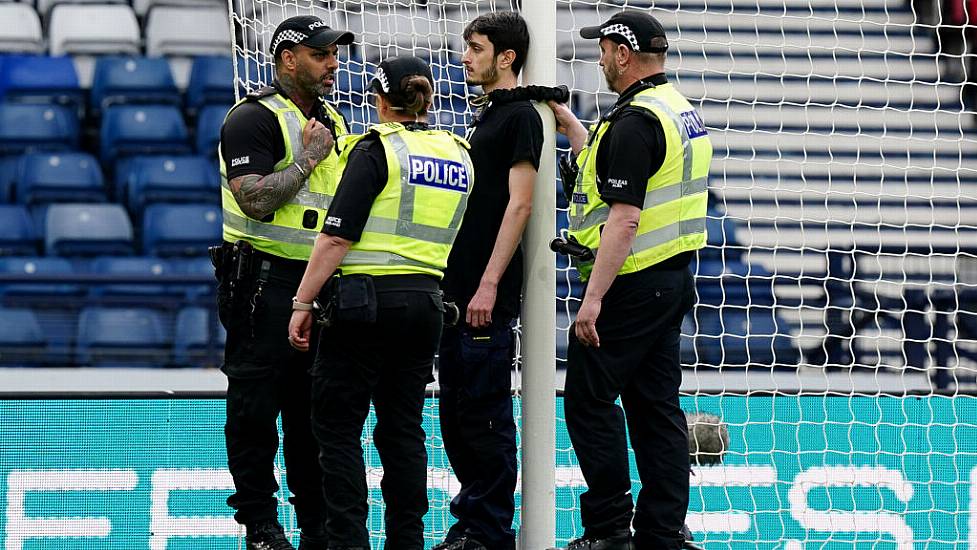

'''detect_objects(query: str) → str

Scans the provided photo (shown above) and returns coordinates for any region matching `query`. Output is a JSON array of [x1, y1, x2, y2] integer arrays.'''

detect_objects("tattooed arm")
[[229, 117, 334, 220]]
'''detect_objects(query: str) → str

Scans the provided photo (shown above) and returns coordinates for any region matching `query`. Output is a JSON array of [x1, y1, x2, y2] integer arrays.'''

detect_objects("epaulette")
[[370, 122, 404, 136], [245, 86, 278, 102]]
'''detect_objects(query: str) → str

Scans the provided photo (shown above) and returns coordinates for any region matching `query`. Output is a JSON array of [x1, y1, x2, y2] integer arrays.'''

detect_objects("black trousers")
[[564, 267, 695, 550], [222, 257, 325, 529], [438, 321, 518, 550], [311, 276, 443, 550]]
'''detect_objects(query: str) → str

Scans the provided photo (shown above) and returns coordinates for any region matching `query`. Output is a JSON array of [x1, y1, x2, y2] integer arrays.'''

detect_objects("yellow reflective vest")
[[219, 90, 348, 261], [331, 122, 474, 279], [569, 83, 712, 280]]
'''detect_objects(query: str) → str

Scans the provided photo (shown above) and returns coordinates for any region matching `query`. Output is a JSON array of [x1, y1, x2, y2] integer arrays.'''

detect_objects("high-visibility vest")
[[569, 83, 712, 280], [219, 90, 348, 261], [332, 122, 474, 279]]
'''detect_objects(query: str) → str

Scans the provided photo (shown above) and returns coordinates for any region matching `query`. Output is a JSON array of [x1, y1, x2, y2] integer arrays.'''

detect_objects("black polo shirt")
[[592, 73, 692, 271], [220, 82, 343, 180], [441, 99, 544, 321]]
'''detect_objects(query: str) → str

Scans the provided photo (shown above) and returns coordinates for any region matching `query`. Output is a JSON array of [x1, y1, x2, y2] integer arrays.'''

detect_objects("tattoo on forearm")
[[230, 162, 307, 220]]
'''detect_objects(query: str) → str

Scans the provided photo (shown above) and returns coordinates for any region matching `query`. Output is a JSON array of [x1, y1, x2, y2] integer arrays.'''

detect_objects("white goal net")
[[230, 0, 977, 547]]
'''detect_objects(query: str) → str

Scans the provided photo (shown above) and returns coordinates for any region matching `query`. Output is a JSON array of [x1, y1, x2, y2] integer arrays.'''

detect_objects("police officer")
[[434, 11, 543, 550], [287, 55, 474, 550], [548, 10, 712, 550], [217, 15, 353, 550]]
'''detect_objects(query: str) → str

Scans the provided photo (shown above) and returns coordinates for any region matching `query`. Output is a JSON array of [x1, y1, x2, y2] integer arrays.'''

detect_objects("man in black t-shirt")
[[434, 11, 543, 550]]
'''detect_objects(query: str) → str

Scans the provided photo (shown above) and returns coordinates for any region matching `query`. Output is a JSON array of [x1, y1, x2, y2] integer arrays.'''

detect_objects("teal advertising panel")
[[0, 396, 974, 549]]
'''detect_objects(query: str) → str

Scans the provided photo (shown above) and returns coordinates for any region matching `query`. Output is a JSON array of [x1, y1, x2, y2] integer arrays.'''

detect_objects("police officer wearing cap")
[[216, 14, 353, 550], [287, 55, 474, 550], [547, 10, 712, 550]]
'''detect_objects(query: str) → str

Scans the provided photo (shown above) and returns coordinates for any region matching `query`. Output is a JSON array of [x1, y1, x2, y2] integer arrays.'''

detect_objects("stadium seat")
[[0, 4, 43, 54], [195, 104, 231, 157], [692, 308, 799, 367], [0, 157, 17, 202], [0, 256, 82, 298], [89, 256, 178, 298], [90, 56, 180, 113], [125, 155, 218, 215], [0, 104, 79, 154], [0, 307, 46, 367], [48, 3, 140, 88], [0, 55, 82, 109], [142, 203, 221, 257], [133, 0, 225, 18], [48, 4, 140, 57], [75, 306, 168, 367], [37, 0, 128, 20], [173, 306, 224, 367], [99, 105, 191, 165], [15, 152, 106, 205], [45, 203, 134, 256], [0, 205, 38, 256], [145, 6, 232, 89], [170, 255, 215, 300], [695, 259, 774, 307], [186, 56, 235, 112]]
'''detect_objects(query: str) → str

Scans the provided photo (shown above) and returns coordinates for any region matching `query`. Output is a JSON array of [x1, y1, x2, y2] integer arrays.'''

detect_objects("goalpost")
[[229, 0, 977, 547]]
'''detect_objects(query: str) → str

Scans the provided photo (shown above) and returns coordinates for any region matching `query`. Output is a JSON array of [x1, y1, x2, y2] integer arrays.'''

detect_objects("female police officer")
[[287, 55, 474, 550]]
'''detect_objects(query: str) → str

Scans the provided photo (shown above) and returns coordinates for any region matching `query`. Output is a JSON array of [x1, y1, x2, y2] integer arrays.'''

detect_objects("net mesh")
[[230, 0, 977, 547]]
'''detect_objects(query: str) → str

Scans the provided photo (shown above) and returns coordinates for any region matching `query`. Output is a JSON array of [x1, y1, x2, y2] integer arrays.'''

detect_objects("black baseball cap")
[[579, 11, 669, 53], [369, 55, 435, 94], [269, 15, 354, 58]]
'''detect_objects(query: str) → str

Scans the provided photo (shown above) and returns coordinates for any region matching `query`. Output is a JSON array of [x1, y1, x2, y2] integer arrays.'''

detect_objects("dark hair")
[[380, 75, 433, 116], [463, 11, 530, 76]]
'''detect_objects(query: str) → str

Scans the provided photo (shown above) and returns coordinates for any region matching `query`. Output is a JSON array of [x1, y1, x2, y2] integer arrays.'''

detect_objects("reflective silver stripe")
[[222, 209, 318, 246], [449, 141, 474, 230], [632, 98, 694, 183], [260, 95, 319, 210], [342, 249, 435, 268], [585, 217, 707, 262], [573, 177, 709, 231], [361, 131, 468, 245]]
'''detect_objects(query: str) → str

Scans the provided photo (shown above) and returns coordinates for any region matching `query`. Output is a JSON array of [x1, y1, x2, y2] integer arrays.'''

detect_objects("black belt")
[[249, 249, 308, 281], [369, 274, 440, 293]]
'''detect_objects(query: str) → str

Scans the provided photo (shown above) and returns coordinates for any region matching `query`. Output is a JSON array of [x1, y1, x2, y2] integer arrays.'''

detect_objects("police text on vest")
[[407, 156, 469, 192]]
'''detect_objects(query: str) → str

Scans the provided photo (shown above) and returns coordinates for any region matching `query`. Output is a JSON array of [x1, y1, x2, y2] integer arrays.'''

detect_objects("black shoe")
[[246, 520, 295, 550], [557, 535, 634, 550], [432, 536, 489, 550], [297, 524, 328, 550], [681, 523, 703, 550]]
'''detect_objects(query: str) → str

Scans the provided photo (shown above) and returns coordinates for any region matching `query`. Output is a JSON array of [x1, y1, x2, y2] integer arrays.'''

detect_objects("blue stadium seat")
[[173, 306, 224, 367], [186, 56, 234, 112], [0, 257, 81, 298], [90, 56, 180, 113], [89, 256, 177, 298], [76, 307, 168, 367], [0, 205, 37, 256], [0, 157, 17, 203], [99, 105, 191, 165], [15, 152, 106, 205], [0, 55, 83, 110], [170, 256, 215, 299], [142, 203, 221, 257], [125, 155, 218, 215], [428, 51, 468, 99], [691, 308, 799, 367], [695, 259, 774, 307], [195, 104, 231, 157], [0, 307, 46, 367], [45, 203, 134, 256], [337, 104, 379, 135], [0, 104, 79, 154]]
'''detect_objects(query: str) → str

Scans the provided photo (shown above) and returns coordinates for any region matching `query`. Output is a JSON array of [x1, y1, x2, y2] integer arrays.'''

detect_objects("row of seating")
[[0, 305, 224, 368], [0, 153, 218, 210], [0, 203, 220, 257], [0, 54, 234, 112], [0, 3, 230, 58], [0, 102, 228, 160]]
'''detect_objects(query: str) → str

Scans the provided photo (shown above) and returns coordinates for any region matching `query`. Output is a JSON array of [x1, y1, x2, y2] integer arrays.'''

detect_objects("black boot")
[[552, 534, 634, 550], [297, 523, 328, 550], [431, 535, 489, 550], [246, 520, 295, 550], [681, 524, 703, 550]]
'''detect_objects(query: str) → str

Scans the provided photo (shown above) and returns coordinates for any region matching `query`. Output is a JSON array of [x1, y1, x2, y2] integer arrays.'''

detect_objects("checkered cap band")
[[374, 67, 390, 93], [602, 23, 640, 51], [271, 29, 308, 55]]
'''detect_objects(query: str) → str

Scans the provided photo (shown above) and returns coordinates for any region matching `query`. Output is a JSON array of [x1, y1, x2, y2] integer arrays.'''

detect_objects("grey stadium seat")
[[0, 4, 43, 54], [48, 4, 140, 56]]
